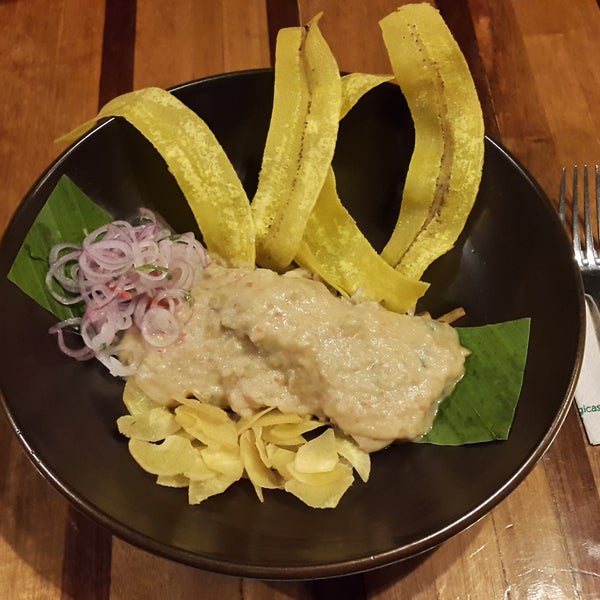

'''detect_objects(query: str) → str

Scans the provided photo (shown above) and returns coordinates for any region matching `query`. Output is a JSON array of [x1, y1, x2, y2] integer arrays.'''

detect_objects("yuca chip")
[[284, 462, 354, 509], [236, 406, 301, 433], [56, 88, 255, 267], [252, 14, 341, 271], [174, 403, 238, 448], [117, 407, 180, 442], [188, 474, 238, 505], [122, 378, 160, 416], [260, 420, 324, 446], [266, 444, 296, 479], [201, 446, 244, 480], [261, 427, 307, 446], [185, 453, 219, 482], [240, 430, 282, 501], [293, 428, 338, 473], [250, 426, 272, 467], [287, 460, 353, 486], [335, 435, 371, 483], [129, 435, 196, 476], [157, 474, 190, 488]]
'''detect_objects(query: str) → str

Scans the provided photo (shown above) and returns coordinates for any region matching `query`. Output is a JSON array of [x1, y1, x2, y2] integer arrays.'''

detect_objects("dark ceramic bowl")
[[0, 69, 584, 579]]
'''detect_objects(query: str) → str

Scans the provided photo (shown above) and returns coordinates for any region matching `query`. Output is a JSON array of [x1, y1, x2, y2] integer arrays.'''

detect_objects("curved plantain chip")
[[295, 68, 428, 313], [251, 15, 342, 271], [56, 87, 255, 267], [295, 169, 428, 313], [379, 4, 484, 279], [340, 73, 393, 119]]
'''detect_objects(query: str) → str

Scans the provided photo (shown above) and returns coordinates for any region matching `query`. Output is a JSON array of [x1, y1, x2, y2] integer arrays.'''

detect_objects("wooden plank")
[[543, 408, 600, 599], [436, 0, 501, 141], [112, 1, 275, 595], [298, 0, 407, 74], [61, 508, 112, 600], [0, 0, 105, 238], [467, 0, 557, 198], [490, 462, 576, 599], [0, 2, 105, 598], [265, 0, 301, 63], [510, 0, 600, 205], [365, 517, 506, 598], [99, 0, 136, 107], [0, 416, 67, 600], [133, 0, 270, 90], [109, 538, 240, 599]]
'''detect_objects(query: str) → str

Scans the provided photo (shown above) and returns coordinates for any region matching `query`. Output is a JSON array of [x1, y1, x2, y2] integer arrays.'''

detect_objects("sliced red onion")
[[140, 307, 181, 348], [48, 318, 95, 360], [47, 209, 208, 375]]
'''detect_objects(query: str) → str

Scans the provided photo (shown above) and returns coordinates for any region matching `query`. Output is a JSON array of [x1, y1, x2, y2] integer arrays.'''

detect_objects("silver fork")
[[559, 164, 600, 324]]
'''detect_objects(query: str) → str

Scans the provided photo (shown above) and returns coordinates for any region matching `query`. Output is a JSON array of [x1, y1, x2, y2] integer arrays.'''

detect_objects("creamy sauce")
[[122, 261, 468, 452]]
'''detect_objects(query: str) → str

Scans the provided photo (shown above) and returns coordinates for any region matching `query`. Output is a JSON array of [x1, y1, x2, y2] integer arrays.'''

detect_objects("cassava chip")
[[240, 430, 282, 499], [293, 428, 338, 473], [157, 474, 190, 488], [266, 445, 296, 479], [185, 453, 219, 482], [287, 460, 353, 487], [129, 435, 196, 476], [335, 435, 371, 483], [188, 474, 238, 505], [122, 378, 161, 416], [237, 406, 302, 433], [201, 445, 244, 480], [260, 420, 324, 446], [284, 462, 354, 509], [117, 407, 180, 442], [174, 403, 238, 448]]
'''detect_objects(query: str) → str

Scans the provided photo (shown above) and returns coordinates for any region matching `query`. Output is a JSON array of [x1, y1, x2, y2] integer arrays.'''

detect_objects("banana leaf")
[[422, 318, 531, 445], [7, 175, 112, 321]]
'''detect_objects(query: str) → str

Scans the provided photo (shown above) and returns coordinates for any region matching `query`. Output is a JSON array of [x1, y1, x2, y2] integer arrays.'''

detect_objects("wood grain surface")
[[1, 1, 599, 598]]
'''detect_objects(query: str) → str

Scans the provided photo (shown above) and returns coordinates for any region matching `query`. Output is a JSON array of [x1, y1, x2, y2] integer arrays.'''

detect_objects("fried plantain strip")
[[379, 4, 484, 280], [296, 169, 429, 313], [296, 70, 427, 312], [340, 73, 393, 119], [56, 87, 255, 267], [251, 15, 341, 271]]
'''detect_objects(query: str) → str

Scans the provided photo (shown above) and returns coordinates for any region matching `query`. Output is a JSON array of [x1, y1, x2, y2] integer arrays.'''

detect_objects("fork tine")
[[583, 164, 596, 266], [559, 165, 567, 223], [596, 164, 600, 252], [571, 165, 584, 266]]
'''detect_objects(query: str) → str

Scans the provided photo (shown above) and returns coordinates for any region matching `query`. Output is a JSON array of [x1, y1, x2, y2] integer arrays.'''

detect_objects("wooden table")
[[1, 1, 599, 598]]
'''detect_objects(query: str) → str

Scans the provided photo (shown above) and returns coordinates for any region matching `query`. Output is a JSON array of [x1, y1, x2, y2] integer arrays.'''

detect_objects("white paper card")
[[575, 296, 600, 445]]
